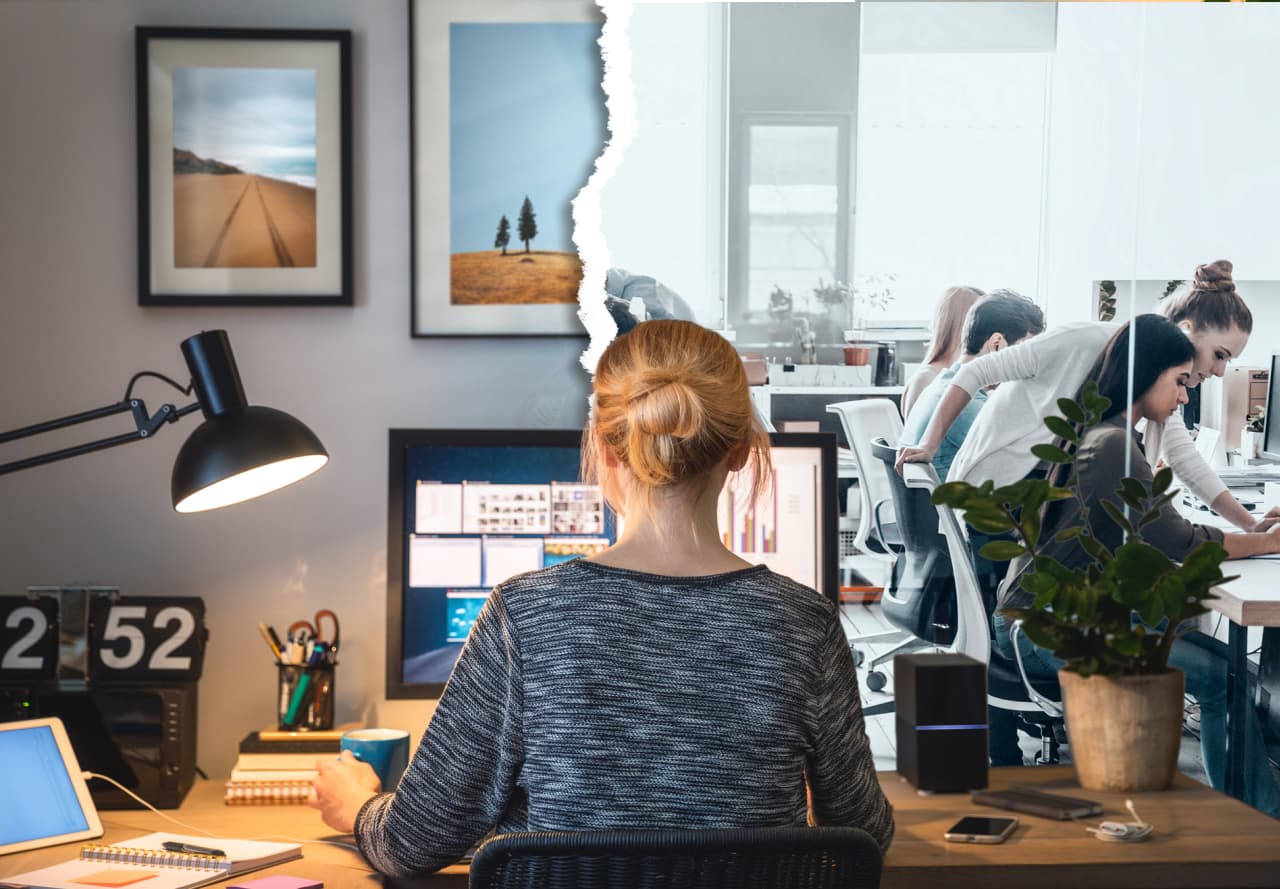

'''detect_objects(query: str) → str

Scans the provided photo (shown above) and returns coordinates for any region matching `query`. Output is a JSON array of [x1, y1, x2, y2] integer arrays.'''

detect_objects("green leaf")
[[1031, 444, 1073, 465], [1057, 398, 1086, 423], [1043, 416, 1079, 442], [979, 540, 1028, 561], [1078, 534, 1113, 564], [1055, 526, 1084, 542], [930, 482, 973, 508], [1100, 500, 1135, 536], [1121, 477, 1149, 505], [964, 509, 1016, 534], [1151, 466, 1173, 496]]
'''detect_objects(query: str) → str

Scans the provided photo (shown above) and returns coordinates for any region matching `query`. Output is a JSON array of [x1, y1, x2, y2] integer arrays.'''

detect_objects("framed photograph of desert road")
[[410, 0, 605, 336], [136, 27, 352, 306]]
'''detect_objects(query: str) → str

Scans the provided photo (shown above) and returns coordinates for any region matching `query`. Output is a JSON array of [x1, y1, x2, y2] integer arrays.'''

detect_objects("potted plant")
[[932, 383, 1233, 792]]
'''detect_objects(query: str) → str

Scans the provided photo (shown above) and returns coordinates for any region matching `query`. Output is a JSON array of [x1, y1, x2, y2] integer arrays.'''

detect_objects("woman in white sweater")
[[898, 260, 1276, 534]]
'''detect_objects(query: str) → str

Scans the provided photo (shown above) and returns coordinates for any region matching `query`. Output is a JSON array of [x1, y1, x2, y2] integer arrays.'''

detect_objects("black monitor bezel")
[[386, 428, 838, 700], [1261, 354, 1280, 462]]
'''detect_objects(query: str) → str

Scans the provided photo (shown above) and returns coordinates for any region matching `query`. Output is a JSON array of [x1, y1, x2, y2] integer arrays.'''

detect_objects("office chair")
[[857, 438, 958, 693], [900, 461, 1065, 764], [825, 400, 907, 682], [469, 826, 883, 889]]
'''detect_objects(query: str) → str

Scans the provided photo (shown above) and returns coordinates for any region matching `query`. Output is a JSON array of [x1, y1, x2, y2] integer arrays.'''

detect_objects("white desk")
[[1209, 558, 1280, 800]]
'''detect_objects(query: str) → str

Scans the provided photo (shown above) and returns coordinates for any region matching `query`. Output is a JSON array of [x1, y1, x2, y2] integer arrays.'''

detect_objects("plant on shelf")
[[812, 273, 896, 341], [932, 382, 1232, 791]]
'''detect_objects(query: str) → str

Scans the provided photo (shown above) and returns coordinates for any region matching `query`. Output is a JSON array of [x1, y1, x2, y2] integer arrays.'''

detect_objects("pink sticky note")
[[228, 878, 322, 889]]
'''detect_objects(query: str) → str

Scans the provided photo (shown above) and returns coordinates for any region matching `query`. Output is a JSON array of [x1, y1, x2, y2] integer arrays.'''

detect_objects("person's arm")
[[1081, 428, 1280, 561], [352, 592, 524, 877], [1159, 420, 1256, 530], [896, 334, 1048, 471], [804, 611, 894, 853], [896, 384, 971, 471]]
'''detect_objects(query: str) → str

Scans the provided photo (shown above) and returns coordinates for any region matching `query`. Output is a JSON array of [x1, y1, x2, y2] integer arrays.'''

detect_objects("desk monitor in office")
[[385, 430, 837, 698], [1262, 353, 1280, 462]]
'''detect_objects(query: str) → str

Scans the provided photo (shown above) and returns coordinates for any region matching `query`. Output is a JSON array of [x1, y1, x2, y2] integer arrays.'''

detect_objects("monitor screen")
[[1263, 355, 1280, 461], [386, 429, 837, 698]]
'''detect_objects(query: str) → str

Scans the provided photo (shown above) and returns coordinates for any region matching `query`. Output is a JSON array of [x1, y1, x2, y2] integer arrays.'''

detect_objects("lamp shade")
[[171, 330, 327, 513], [171, 405, 328, 513]]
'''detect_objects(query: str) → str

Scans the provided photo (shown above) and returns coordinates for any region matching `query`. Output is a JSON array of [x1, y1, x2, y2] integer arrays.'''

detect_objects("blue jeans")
[[992, 612, 1280, 817]]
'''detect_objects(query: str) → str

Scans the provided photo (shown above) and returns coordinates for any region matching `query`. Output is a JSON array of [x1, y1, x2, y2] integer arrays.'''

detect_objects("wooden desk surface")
[[1209, 556, 1280, 626], [4, 767, 1278, 889]]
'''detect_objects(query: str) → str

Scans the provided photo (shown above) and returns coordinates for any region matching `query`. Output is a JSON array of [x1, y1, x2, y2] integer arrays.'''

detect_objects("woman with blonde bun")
[[901, 285, 985, 418], [311, 319, 894, 877]]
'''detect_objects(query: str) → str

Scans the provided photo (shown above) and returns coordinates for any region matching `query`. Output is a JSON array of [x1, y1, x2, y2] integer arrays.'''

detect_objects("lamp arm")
[[0, 398, 202, 476]]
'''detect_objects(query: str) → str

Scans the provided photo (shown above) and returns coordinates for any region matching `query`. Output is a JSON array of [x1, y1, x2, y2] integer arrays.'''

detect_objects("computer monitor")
[[1261, 354, 1280, 462], [385, 429, 837, 698]]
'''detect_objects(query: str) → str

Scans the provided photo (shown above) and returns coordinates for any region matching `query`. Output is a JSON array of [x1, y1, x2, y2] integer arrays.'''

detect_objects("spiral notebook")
[[0, 833, 300, 889]]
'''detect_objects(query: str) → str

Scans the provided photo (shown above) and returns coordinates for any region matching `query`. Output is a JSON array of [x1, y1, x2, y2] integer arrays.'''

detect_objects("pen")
[[162, 841, 226, 857], [266, 625, 285, 656], [258, 622, 282, 660]]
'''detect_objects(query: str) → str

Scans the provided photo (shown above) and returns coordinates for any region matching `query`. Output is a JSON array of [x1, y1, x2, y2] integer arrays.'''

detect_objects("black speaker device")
[[0, 680, 198, 809], [894, 652, 988, 792]]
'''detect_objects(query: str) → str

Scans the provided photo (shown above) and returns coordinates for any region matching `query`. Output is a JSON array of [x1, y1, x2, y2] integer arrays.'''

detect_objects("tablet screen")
[[0, 718, 103, 855]]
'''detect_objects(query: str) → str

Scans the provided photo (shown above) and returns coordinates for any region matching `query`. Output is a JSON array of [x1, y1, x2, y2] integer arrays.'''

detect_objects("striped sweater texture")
[[355, 560, 894, 876]]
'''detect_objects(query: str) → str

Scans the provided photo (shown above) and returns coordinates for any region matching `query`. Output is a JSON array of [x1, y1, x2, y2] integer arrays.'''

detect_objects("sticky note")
[[228, 877, 322, 889], [70, 871, 158, 888]]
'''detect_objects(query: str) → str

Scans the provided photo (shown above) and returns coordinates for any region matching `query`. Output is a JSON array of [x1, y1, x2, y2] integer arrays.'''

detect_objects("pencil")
[[258, 622, 282, 660]]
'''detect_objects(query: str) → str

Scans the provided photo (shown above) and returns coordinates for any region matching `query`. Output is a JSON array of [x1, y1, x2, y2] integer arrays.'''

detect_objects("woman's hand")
[[1250, 507, 1280, 534], [308, 750, 382, 834], [895, 445, 934, 475]]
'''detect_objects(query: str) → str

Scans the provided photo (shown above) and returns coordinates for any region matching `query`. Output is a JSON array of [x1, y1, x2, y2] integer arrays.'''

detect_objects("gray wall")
[[0, 0, 591, 775]]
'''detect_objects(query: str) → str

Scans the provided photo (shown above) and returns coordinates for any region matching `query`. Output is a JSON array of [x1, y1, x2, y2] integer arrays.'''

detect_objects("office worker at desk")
[[898, 260, 1280, 534], [900, 284, 984, 419], [310, 319, 895, 876], [997, 315, 1280, 815]]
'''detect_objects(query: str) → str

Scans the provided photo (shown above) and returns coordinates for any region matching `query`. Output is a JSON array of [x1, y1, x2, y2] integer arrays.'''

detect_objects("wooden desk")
[[5, 767, 1279, 888]]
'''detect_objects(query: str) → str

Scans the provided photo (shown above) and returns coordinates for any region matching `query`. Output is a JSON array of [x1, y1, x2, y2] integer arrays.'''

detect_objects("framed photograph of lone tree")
[[410, 0, 605, 336], [136, 27, 352, 306]]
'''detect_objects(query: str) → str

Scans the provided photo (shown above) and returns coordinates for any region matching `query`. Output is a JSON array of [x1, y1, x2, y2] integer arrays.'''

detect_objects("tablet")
[[0, 717, 103, 855]]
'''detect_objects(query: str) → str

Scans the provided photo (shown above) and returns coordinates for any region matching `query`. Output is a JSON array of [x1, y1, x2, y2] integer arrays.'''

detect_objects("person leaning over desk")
[[996, 315, 1280, 815], [897, 260, 1280, 534], [309, 319, 895, 877]]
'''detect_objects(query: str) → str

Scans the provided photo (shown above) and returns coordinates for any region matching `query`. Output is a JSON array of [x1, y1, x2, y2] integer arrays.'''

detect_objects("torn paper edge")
[[573, 0, 636, 377]]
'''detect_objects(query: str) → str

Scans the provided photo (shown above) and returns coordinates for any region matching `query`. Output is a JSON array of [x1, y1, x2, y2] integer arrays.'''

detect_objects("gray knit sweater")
[[355, 560, 894, 876]]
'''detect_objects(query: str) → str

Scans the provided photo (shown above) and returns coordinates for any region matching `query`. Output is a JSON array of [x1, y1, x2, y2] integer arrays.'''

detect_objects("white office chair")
[[826, 399, 902, 560], [902, 461, 1065, 762]]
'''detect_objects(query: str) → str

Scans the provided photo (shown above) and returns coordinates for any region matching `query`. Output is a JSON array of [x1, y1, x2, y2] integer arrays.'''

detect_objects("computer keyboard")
[[1216, 465, 1280, 485]]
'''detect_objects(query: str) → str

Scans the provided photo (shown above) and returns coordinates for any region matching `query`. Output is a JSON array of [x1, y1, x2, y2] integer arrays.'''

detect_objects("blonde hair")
[[923, 285, 984, 366], [583, 319, 772, 518]]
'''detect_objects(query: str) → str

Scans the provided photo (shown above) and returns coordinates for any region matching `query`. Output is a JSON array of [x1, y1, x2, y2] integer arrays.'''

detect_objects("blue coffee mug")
[[341, 728, 410, 790]]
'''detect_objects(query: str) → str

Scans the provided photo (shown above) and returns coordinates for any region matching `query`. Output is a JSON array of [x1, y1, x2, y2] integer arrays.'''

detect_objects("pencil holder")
[[276, 660, 336, 731]]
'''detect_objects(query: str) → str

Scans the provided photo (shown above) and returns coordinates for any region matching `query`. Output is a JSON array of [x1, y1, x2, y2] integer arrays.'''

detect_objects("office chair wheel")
[[866, 670, 888, 692], [849, 644, 865, 667]]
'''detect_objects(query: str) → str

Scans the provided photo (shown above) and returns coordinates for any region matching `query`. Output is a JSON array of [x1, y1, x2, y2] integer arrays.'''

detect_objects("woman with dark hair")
[[900, 261, 1275, 535], [997, 314, 1280, 815]]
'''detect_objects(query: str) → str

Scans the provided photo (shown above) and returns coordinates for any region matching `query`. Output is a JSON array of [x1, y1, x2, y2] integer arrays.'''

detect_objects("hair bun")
[[1192, 259, 1236, 293]]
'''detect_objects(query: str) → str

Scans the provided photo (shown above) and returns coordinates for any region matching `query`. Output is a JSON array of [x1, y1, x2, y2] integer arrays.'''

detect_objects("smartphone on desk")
[[971, 786, 1102, 820], [943, 815, 1019, 844]]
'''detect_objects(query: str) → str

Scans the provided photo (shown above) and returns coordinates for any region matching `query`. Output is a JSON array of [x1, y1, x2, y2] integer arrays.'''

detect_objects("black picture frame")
[[135, 27, 353, 306]]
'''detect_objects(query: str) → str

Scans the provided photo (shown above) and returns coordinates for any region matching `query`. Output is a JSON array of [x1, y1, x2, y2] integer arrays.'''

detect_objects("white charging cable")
[[1085, 799, 1153, 843], [82, 771, 361, 854]]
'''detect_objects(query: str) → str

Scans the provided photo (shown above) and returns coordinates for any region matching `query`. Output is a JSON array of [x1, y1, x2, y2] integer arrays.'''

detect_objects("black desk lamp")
[[0, 329, 328, 512]]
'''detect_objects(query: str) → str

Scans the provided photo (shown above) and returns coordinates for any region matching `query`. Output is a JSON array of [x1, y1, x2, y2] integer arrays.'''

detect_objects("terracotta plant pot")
[[843, 345, 870, 366], [1059, 667, 1184, 792]]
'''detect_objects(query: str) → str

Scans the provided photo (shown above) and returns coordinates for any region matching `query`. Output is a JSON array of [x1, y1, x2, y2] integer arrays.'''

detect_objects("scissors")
[[288, 608, 340, 653]]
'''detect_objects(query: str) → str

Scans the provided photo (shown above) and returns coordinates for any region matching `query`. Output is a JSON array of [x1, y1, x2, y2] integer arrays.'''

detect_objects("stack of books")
[[225, 727, 345, 805]]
